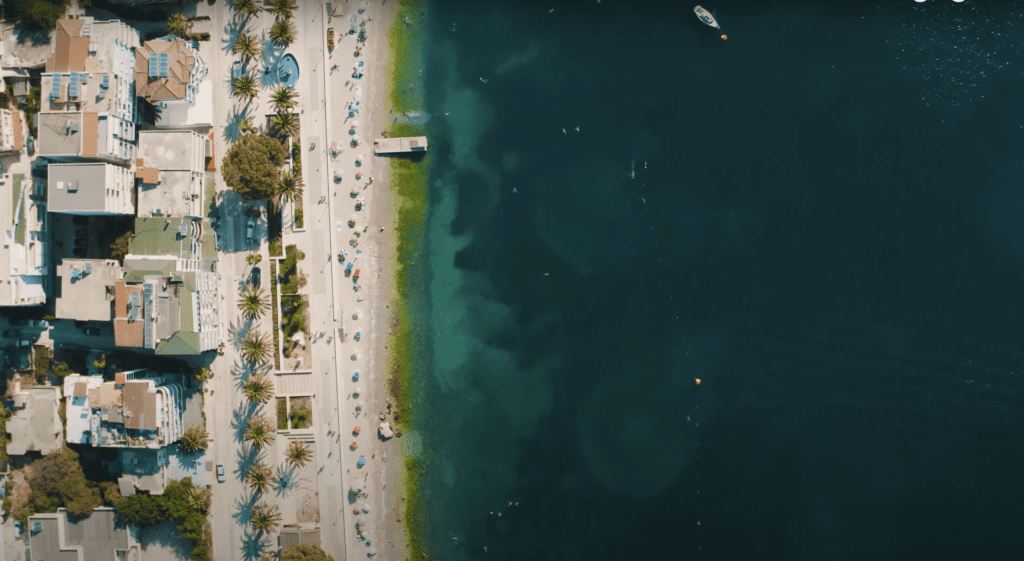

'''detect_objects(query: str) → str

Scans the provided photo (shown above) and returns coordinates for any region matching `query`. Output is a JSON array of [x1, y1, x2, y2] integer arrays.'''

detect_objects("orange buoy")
[[695, 378, 702, 386], [720, 34, 727, 40]]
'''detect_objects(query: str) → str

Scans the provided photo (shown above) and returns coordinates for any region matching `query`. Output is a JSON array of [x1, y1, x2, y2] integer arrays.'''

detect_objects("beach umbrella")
[[354, 386, 362, 395], [353, 310, 363, 319], [356, 400, 366, 410], [350, 119, 359, 127], [357, 456, 366, 468], [351, 351, 361, 361], [350, 477, 365, 492], [352, 134, 360, 142], [352, 371, 360, 381], [334, 168, 344, 180], [351, 186, 360, 195]]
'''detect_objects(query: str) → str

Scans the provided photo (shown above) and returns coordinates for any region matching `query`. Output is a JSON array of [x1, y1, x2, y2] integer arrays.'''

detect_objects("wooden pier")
[[372, 136, 428, 155]]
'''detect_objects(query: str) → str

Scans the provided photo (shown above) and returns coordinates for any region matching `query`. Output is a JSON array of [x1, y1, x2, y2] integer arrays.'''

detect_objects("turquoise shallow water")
[[403, 1, 1024, 559]]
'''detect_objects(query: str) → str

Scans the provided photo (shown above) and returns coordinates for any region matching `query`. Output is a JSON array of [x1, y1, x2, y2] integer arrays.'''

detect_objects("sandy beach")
[[328, 1, 409, 559]]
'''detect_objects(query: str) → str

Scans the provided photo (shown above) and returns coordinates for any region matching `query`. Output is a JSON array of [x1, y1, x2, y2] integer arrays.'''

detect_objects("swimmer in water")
[[479, 77, 488, 84], [562, 128, 566, 135], [575, 125, 580, 133]]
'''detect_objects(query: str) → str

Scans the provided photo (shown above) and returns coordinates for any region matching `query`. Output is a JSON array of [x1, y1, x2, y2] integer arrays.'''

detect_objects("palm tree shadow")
[[260, 36, 286, 89], [222, 17, 246, 55], [227, 316, 253, 352], [240, 527, 272, 561], [223, 101, 253, 144], [232, 490, 260, 527], [273, 464, 297, 497], [231, 401, 260, 443], [234, 443, 263, 482]]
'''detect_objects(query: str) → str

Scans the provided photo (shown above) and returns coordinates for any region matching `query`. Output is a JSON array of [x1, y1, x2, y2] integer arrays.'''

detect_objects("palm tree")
[[243, 373, 274, 405], [240, 330, 271, 364], [233, 72, 259, 102], [266, 0, 294, 19], [276, 169, 304, 206], [270, 112, 299, 139], [235, 0, 261, 19], [167, 14, 192, 39], [245, 461, 273, 495], [232, 31, 263, 62], [284, 440, 312, 468], [269, 85, 298, 113], [250, 502, 282, 533], [269, 18, 296, 47], [243, 414, 276, 449], [238, 286, 269, 320], [179, 424, 210, 453]]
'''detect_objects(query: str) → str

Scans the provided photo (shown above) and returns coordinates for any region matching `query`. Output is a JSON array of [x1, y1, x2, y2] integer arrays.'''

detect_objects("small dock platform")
[[373, 136, 428, 155]]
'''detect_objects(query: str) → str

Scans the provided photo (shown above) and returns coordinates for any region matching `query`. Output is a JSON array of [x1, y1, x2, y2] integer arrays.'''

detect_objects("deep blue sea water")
[[403, 1, 1024, 559]]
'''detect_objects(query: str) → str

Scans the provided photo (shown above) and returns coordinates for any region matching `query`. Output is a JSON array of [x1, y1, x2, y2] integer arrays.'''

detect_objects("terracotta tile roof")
[[11, 111, 23, 151], [134, 39, 195, 102], [122, 381, 157, 430], [74, 382, 88, 398], [47, 19, 89, 73], [81, 112, 98, 157], [88, 382, 122, 408], [113, 281, 145, 348], [138, 167, 159, 184]]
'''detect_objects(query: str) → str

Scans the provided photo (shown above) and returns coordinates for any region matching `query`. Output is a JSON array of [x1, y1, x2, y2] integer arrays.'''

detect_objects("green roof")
[[179, 285, 194, 332], [11, 174, 23, 226], [155, 332, 201, 355]]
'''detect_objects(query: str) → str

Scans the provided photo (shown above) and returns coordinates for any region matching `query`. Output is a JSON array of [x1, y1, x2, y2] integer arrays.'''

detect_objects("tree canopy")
[[9, 0, 68, 31], [115, 478, 212, 560], [221, 133, 287, 201], [282, 544, 335, 561], [14, 447, 103, 524]]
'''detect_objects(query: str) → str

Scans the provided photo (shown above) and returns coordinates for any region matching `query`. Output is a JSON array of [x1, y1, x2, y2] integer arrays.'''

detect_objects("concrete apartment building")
[[112, 217, 218, 355], [0, 174, 47, 306], [46, 162, 135, 215], [5, 384, 63, 456], [54, 259, 123, 321], [63, 370, 184, 449], [28, 508, 141, 561], [37, 18, 139, 165], [134, 37, 210, 128], [136, 129, 208, 218], [64, 371, 187, 494]]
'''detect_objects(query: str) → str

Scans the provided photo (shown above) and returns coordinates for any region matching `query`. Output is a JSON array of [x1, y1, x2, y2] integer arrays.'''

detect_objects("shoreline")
[[342, 1, 429, 560]]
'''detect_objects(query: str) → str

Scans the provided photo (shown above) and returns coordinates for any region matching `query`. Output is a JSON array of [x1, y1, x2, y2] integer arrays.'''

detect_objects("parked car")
[[216, 463, 225, 483], [2, 329, 20, 338], [83, 327, 101, 336], [26, 136, 34, 155], [246, 220, 255, 242], [72, 248, 87, 257], [75, 229, 87, 237], [15, 340, 30, 347], [249, 267, 261, 286]]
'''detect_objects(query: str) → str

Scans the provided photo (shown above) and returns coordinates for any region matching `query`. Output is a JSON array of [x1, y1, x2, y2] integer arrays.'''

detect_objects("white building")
[[0, 174, 47, 306], [64, 370, 184, 449], [134, 37, 209, 128], [47, 162, 135, 215], [0, 108, 24, 155], [136, 129, 208, 218], [38, 18, 139, 165]]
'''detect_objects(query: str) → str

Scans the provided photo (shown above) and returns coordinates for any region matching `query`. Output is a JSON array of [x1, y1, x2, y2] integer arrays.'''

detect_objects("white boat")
[[694, 5, 727, 40]]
